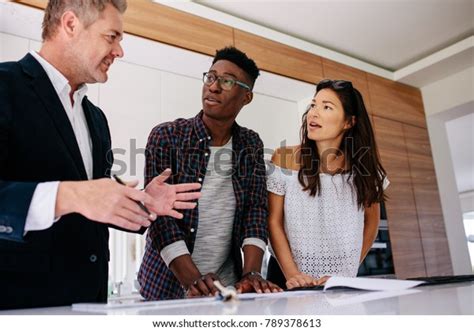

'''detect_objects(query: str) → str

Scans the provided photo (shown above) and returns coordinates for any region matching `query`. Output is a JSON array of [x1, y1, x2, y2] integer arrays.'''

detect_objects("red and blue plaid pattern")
[[138, 111, 268, 300]]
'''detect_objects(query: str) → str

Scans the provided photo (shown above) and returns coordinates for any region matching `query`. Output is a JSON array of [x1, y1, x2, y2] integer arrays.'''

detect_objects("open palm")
[[145, 169, 201, 219]]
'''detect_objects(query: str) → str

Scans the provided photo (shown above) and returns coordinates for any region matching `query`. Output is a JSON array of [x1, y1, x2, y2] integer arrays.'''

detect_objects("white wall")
[[0, 2, 314, 291], [460, 191, 474, 214], [421, 67, 474, 275], [422, 67, 474, 117]]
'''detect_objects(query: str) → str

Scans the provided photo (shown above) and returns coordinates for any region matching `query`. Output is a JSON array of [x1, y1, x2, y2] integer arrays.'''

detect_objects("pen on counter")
[[113, 174, 152, 215], [213, 280, 238, 302]]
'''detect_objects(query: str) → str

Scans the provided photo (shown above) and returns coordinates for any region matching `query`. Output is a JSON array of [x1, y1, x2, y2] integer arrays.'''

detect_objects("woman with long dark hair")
[[266, 79, 389, 289]]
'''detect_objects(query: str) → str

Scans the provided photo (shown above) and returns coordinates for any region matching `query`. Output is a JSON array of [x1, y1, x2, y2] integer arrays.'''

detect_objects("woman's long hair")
[[298, 79, 387, 208]]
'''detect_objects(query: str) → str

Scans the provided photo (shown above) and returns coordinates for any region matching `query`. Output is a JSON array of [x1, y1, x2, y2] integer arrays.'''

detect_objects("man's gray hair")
[[42, 0, 127, 41]]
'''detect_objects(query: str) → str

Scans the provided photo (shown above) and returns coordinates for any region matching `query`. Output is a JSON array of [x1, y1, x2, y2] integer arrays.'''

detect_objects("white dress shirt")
[[24, 51, 94, 233]]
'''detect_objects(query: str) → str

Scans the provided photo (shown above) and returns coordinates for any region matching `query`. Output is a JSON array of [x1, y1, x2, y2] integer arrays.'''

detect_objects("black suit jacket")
[[0, 181, 38, 242], [0, 54, 114, 309]]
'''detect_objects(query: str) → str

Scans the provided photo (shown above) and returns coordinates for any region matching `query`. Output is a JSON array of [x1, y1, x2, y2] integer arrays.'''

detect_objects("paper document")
[[72, 291, 321, 313], [237, 290, 315, 300], [72, 296, 217, 313], [323, 276, 424, 291]]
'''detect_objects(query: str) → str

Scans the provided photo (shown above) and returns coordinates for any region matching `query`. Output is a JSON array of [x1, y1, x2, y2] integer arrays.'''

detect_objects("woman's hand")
[[286, 272, 328, 289]]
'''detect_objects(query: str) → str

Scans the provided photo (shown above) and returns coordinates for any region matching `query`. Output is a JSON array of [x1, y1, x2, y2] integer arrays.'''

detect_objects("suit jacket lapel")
[[19, 54, 88, 180], [82, 98, 104, 179]]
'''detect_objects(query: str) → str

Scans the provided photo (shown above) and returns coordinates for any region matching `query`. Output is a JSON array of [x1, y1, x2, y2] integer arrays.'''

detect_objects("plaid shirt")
[[138, 111, 268, 300]]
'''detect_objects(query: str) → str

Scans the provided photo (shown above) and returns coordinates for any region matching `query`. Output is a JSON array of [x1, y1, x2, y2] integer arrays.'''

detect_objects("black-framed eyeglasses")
[[202, 72, 251, 91], [317, 79, 353, 91]]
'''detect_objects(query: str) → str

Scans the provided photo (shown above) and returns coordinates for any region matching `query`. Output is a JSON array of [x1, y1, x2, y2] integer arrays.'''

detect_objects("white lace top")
[[267, 164, 388, 278]]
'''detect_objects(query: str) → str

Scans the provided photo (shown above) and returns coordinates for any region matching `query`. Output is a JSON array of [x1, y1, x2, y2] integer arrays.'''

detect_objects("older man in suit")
[[0, 0, 200, 309]]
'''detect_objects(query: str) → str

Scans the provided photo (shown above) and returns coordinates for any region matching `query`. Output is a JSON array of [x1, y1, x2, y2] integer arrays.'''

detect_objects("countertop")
[[1, 282, 473, 315]]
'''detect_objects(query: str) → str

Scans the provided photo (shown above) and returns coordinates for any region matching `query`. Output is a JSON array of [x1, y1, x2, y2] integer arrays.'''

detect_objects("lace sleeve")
[[266, 163, 286, 196]]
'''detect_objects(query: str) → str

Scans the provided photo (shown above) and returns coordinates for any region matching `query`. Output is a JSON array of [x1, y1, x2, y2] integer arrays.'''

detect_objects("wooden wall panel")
[[403, 124, 453, 276], [373, 116, 427, 279], [234, 29, 324, 84], [321, 58, 373, 114], [124, 1, 233, 56], [16, 0, 234, 56], [368, 73, 427, 128], [15, 0, 45, 8]]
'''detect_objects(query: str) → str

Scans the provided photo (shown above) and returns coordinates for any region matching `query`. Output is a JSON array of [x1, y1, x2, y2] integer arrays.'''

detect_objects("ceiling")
[[194, 0, 473, 71]]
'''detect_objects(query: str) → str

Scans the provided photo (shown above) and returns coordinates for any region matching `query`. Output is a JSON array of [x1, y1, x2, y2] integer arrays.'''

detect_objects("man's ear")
[[344, 116, 356, 130], [60, 10, 80, 37], [243, 91, 253, 106]]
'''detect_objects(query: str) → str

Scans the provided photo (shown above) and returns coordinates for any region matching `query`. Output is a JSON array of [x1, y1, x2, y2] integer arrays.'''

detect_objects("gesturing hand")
[[144, 169, 201, 219], [57, 178, 157, 231]]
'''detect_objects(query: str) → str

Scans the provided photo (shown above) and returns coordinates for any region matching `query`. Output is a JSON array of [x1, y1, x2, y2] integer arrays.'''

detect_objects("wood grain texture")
[[368, 73, 427, 128], [15, 0, 234, 56], [15, 0, 46, 8], [403, 124, 453, 276], [123, 0, 233, 56], [373, 116, 427, 279], [234, 29, 324, 84], [321, 58, 373, 114]]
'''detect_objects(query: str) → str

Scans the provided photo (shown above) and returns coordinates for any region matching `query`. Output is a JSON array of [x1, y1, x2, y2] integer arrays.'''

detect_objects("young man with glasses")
[[138, 47, 282, 299]]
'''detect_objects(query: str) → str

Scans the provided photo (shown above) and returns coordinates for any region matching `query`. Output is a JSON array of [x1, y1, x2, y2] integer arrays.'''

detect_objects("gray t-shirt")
[[192, 139, 237, 286], [159, 138, 266, 286]]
